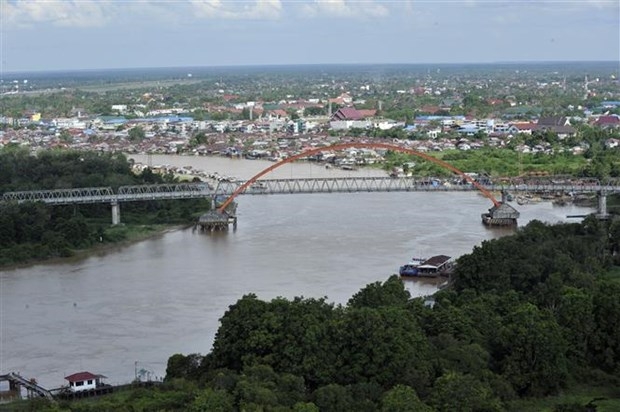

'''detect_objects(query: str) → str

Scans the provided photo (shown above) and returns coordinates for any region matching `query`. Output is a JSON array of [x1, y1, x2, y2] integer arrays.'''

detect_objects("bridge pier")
[[597, 190, 610, 220], [481, 198, 520, 227], [0, 379, 21, 401], [111, 201, 121, 225], [196, 211, 236, 231], [501, 189, 513, 204]]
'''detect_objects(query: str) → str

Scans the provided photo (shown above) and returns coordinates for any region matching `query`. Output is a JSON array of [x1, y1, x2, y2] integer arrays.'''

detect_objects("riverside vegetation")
[[0, 146, 210, 267], [11, 217, 620, 411], [3, 146, 620, 411]]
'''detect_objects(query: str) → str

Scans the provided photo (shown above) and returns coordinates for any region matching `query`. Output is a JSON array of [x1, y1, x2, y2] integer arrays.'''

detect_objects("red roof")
[[596, 115, 620, 125], [331, 108, 376, 121], [358, 109, 377, 118], [64, 371, 101, 382], [333, 107, 362, 120], [512, 122, 536, 130], [420, 106, 441, 115], [270, 109, 288, 118]]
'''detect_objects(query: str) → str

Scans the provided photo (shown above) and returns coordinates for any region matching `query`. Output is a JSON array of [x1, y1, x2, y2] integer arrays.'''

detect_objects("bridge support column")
[[111, 201, 121, 225], [9, 380, 21, 400], [597, 190, 609, 219], [501, 190, 510, 204]]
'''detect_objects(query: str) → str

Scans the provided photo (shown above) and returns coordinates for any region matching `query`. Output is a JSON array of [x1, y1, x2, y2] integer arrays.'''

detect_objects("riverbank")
[[73, 223, 189, 259], [0, 223, 188, 271]]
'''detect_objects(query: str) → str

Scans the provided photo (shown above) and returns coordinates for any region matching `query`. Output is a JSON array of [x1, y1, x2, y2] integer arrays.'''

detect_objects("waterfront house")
[[64, 372, 107, 392]]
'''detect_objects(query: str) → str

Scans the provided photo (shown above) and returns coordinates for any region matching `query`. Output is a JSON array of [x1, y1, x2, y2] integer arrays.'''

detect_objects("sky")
[[1, 0, 619, 72]]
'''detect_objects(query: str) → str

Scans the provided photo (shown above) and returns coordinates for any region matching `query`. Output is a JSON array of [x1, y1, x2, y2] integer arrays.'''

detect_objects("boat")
[[399, 255, 454, 278]]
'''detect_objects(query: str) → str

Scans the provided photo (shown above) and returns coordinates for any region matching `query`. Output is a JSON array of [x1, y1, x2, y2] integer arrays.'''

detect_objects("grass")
[[599, 265, 620, 284], [506, 385, 620, 412], [84, 223, 182, 252]]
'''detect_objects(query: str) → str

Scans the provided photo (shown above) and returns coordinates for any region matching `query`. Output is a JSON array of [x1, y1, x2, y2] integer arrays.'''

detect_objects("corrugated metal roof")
[[64, 371, 105, 382]]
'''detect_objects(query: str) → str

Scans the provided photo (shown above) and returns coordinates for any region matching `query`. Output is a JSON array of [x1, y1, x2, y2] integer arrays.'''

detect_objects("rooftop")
[[64, 371, 106, 382]]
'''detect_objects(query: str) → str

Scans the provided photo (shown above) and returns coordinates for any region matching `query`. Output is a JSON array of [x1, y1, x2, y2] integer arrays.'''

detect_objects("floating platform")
[[482, 202, 520, 226], [196, 211, 237, 231]]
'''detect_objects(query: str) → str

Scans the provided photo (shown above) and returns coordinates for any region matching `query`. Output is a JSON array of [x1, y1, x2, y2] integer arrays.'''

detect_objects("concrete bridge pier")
[[501, 189, 511, 203], [597, 190, 610, 220], [0, 379, 21, 401], [111, 201, 121, 225]]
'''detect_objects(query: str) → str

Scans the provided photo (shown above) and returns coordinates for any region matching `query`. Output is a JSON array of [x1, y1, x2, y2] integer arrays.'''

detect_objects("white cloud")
[[189, 0, 283, 20], [300, 0, 390, 19], [1, 0, 284, 29], [3, 0, 118, 28]]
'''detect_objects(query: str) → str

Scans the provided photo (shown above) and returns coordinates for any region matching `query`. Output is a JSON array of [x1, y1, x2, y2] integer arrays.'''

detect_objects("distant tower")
[[249, 106, 253, 121], [328, 101, 332, 118], [378, 100, 383, 112]]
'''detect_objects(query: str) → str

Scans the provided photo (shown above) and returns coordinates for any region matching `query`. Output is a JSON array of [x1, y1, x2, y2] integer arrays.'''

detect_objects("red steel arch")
[[217, 142, 500, 212]]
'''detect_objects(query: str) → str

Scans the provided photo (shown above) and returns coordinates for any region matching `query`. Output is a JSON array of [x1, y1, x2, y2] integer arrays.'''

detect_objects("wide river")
[[0, 155, 595, 389]]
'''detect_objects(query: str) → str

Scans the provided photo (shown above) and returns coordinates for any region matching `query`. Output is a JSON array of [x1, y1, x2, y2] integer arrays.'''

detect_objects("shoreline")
[[0, 223, 189, 271]]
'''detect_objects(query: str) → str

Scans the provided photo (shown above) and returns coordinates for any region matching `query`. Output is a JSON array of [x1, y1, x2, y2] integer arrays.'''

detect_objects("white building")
[[52, 118, 87, 129], [329, 120, 372, 130], [111, 104, 128, 114], [64, 371, 107, 392]]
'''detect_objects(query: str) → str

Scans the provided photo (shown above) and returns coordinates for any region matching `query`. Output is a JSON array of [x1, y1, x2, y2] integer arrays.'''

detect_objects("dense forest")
[[0, 146, 210, 266], [21, 217, 620, 411]]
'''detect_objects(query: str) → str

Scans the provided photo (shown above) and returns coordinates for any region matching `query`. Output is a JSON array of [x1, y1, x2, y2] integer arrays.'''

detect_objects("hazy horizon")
[[3, 60, 619, 77], [1, 1, 618, 73]]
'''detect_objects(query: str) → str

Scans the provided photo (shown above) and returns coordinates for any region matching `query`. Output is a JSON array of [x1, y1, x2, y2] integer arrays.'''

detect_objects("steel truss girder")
[[213, 177, 609, 196], [0, 178, 615, 206], [2, 187, 115, 205], [117, 183, 213, 201]]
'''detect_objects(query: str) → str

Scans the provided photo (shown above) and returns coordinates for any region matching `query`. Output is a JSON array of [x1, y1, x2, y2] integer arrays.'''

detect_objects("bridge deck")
[[0, 177, 613, 206]]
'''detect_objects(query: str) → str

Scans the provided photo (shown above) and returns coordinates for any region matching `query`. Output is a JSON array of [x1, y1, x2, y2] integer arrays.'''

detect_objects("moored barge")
[[399, 255, 454, 278]]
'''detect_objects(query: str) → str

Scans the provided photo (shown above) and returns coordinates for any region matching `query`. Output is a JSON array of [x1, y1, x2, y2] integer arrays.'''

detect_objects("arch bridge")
[[217, 142, 501, 211], [205, 142, 517, 228], [3, 143, 617, 226]]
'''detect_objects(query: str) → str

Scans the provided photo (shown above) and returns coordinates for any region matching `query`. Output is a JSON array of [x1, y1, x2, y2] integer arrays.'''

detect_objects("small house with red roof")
[[64, 371, 107, 392], [594, 115, 620, 129]]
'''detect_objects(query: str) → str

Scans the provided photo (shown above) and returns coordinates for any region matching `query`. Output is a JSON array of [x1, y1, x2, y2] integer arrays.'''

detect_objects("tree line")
[[0, 146, 210, 266], [161, 217, 619, 411]]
